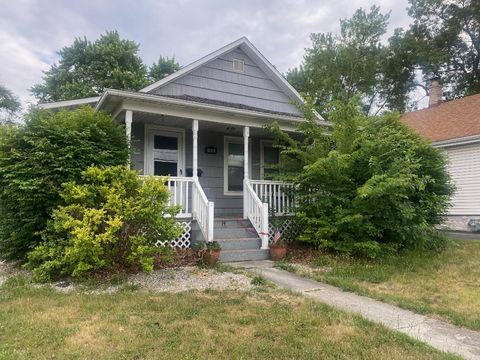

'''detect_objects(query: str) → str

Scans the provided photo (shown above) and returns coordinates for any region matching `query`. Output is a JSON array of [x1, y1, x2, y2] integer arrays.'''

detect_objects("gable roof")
[[401, 93, 480, 143], [140, 37, 321, 119]]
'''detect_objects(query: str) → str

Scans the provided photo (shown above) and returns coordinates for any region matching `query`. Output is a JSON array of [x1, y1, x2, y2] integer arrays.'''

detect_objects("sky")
[[0, 0, 413, 107]]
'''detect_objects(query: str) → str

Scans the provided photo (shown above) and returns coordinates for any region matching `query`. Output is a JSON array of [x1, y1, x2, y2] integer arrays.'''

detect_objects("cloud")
[[0, 0, 411, 106]]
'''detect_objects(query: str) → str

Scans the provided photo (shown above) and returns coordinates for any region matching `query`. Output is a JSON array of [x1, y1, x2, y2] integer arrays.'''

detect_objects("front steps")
[[191, 217, 270, 262]]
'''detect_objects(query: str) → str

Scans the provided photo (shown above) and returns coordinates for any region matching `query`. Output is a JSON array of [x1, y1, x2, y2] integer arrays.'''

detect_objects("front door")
[[145, 126, 184, 176]]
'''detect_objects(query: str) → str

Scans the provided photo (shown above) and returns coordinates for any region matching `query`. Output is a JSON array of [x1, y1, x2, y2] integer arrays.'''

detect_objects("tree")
[[149, 56, 180, 82], [287, 6, 414, 115], [270, 99, 453, 257], [31, 31, 148, 102], [0, 84, 21, 123], [406, 0, 480, 99], [0, 107, 129, 260]]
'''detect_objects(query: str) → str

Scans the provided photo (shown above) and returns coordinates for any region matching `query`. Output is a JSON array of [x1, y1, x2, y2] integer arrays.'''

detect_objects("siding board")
[[444, 143, 480, 215]]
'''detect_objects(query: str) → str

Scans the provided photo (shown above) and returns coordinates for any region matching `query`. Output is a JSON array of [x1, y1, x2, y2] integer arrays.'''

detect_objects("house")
[[402, 80, 480, 232], [40, 37, 329, 260]]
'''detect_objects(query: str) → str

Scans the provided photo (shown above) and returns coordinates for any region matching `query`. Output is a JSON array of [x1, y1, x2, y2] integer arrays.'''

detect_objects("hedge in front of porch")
[[0, 106, 129, 260]]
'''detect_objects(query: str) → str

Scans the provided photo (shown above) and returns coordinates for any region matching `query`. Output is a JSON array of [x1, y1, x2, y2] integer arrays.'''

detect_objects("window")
[[144, 125, 185, 177], [224, 136, 251, 195], [233, 58, 245, 72], [260, 140, 280, 180]]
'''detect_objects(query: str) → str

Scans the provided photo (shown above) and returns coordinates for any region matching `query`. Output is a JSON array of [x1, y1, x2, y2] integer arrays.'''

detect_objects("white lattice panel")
[[268, 218, 300, 243], [155, 221, 191, 249]]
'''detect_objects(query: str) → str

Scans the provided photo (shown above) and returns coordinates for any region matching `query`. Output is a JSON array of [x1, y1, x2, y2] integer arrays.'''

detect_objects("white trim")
[[38, 96, 101, 110], [138, 36, 325, 122], [223, 135, 252, 196], [144, 124, 186, 177], [232, 58, 245, 72], [433, 134, 480, 148]]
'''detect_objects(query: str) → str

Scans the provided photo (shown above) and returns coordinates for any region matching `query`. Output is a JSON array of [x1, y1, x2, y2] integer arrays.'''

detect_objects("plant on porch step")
[[192, 240, 222, 268], [25, 166, 182, 282]]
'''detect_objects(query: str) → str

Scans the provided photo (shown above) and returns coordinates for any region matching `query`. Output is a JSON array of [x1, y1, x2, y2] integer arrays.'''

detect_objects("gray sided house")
[[40, 37, 329, 261]]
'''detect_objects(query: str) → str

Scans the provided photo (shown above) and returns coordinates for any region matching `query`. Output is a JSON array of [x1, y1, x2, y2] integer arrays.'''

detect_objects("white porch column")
[[125, 110, 133, 167], [243, 126, 249, 180], [243, 126, 249, 219], [192, 119, 199, 179]]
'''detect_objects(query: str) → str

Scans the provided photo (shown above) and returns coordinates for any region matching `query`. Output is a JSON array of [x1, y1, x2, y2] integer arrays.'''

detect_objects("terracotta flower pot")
[[270, 245, 287, 261], [205, 249, 221, 267]]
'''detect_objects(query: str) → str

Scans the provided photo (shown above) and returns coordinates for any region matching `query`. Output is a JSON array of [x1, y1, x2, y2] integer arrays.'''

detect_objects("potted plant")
[[269, 209, 288, 260], [194, 241, 222, 267]]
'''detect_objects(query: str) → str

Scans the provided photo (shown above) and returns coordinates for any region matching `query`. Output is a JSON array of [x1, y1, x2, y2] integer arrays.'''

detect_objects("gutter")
[[38, 96, 101, 110], [432, 134, 480, 148]]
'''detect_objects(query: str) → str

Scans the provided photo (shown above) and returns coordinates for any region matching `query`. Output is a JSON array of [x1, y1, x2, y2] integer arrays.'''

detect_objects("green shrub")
[[271, 99, 454, 258], [0, 106, 129, 260], [25, 166, 182, 282]]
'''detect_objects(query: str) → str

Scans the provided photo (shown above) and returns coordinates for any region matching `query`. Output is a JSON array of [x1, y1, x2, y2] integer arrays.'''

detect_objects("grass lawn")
[[284, 239, 480, 331], [0, 275, 458, 359]]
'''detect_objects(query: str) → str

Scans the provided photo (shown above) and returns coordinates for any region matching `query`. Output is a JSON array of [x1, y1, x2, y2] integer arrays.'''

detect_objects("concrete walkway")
[[230, 260, 480, 360]]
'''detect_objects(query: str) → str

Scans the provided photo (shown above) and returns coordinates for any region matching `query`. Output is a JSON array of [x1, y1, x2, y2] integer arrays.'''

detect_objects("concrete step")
[[214, 218, 251, 229], [219, 249, 270, 262], [192, 227, 259, 240], [217, 237, 262, 251], [213, 227, 259, 239]]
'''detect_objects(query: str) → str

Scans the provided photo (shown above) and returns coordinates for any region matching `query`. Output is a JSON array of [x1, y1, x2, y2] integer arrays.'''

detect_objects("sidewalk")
[[230, 260, 480, 360]]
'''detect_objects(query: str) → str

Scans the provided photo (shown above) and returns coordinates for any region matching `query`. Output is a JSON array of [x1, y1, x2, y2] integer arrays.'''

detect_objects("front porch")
[[122, 107, 297, 255]]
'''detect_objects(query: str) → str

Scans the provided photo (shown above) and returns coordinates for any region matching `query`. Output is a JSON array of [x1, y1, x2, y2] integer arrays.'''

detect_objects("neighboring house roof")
[[401, 93, 480, 144]]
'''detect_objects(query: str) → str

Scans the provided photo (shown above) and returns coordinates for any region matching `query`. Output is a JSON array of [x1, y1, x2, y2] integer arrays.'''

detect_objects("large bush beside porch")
[[271, 100, 454, 258], [26, 166, 182, 282], [0, 107, 129, 260]]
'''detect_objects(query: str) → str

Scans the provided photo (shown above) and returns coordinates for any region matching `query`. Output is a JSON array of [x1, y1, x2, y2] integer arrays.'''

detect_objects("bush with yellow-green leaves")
[[25, 166, 182, 282]]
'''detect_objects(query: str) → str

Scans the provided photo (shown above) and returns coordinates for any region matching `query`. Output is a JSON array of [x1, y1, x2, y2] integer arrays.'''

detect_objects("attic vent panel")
[[233, 58, 245, 72]]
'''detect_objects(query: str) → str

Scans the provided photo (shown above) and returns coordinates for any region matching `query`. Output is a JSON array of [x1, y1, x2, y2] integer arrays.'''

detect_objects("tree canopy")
[[406, 0, 480, 99], [149, 56, 180, 82], [287, 6, 414, 115], [289, 1, 480, 114], [31, 31, 181, 103], [0, 84, 21, 123]]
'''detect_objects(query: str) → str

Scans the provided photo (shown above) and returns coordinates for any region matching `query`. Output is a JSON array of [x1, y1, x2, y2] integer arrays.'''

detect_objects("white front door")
[[145, 126, 185, 176]]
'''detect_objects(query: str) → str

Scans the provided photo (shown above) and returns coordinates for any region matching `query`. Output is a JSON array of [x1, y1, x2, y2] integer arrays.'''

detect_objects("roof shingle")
[[401, 93, 480, 142]]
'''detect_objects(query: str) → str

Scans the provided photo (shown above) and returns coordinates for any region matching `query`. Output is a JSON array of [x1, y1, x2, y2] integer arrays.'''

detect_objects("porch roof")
[[96, 89, 331, 131]]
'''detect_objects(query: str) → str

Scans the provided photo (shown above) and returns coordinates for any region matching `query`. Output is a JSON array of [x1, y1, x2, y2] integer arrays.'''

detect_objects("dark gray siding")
[[152, 48, 301, 116]]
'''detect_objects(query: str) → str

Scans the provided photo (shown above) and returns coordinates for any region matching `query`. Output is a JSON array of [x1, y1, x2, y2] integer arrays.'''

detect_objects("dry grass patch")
[[0, 274, 458, 359], [287, 239, 480, 330]]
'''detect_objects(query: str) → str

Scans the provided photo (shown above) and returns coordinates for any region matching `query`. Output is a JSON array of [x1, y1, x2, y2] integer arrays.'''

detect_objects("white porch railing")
[[249, 180, 295, 215], [147, 176, 214, 241], [192, 178, 214, 241], [164, 177, 193, 218], [244, 179, 269, 249]]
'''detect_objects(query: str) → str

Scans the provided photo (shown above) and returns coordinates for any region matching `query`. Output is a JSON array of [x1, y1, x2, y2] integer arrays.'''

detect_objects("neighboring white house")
[[39, 37, 330, 260], [402, 81, 480, 232]]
